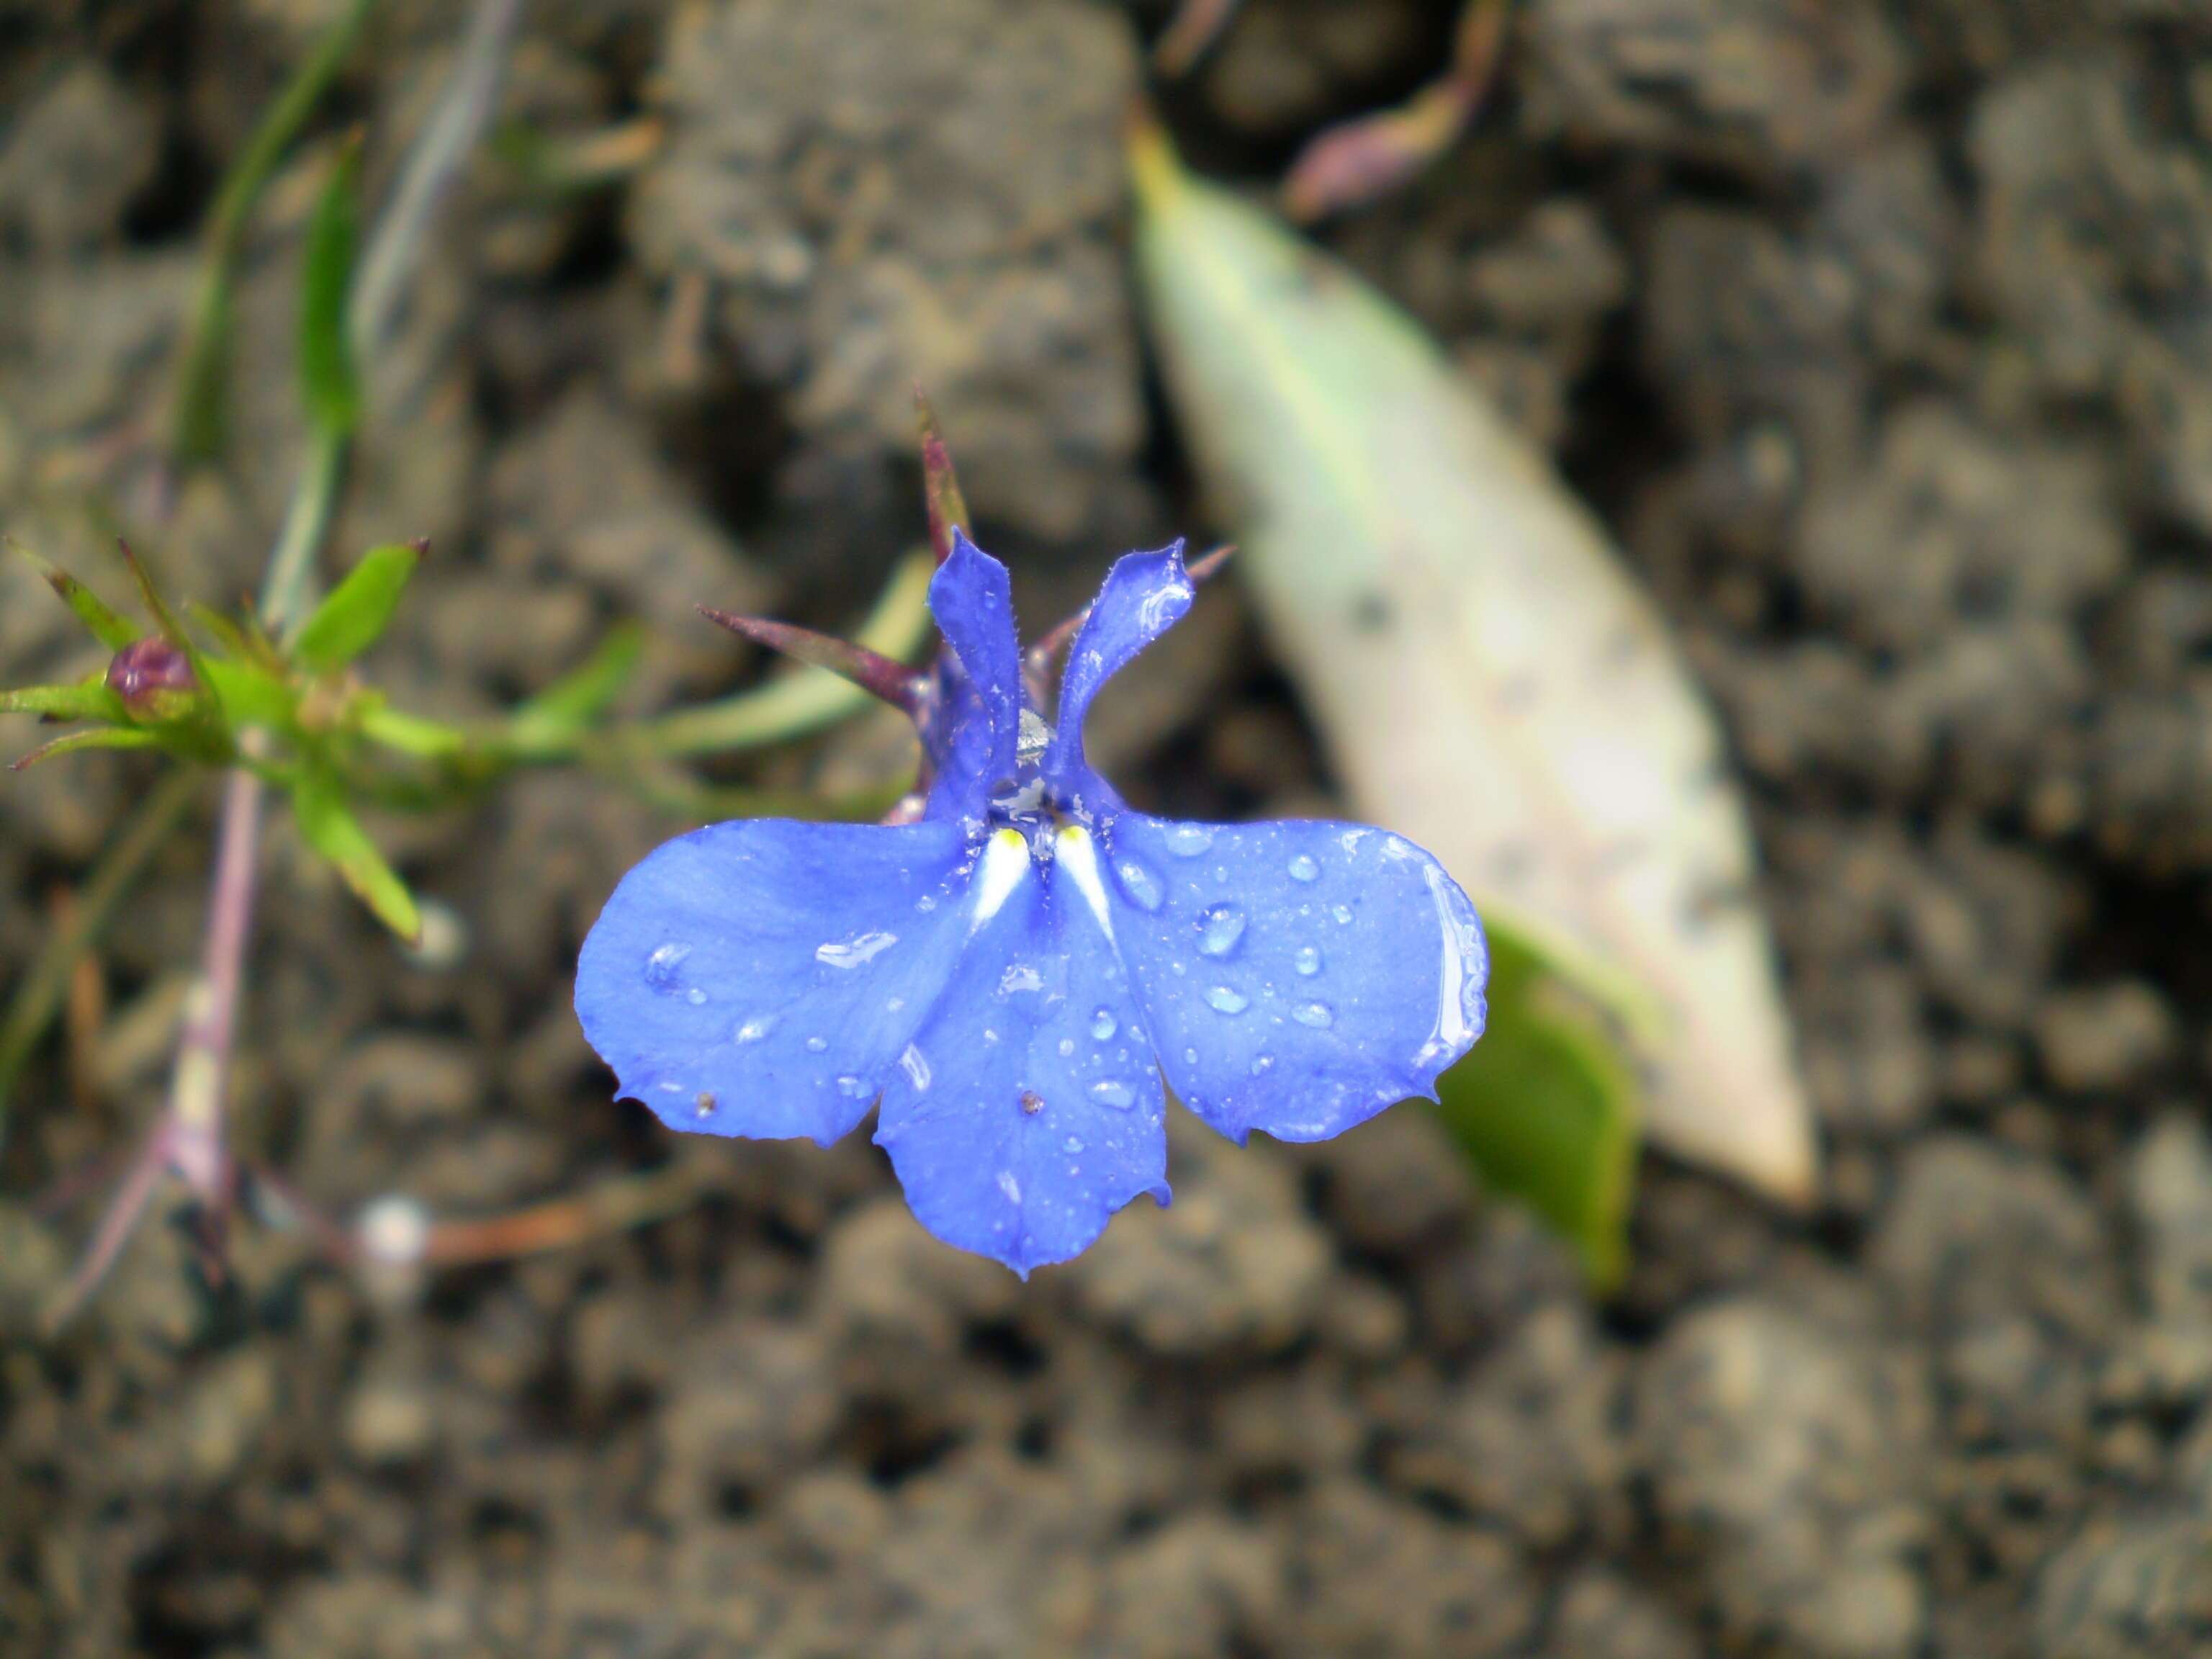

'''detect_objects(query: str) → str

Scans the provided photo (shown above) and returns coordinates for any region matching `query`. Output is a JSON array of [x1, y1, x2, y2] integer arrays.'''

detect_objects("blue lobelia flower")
[[575, 530, 1488, 1274]]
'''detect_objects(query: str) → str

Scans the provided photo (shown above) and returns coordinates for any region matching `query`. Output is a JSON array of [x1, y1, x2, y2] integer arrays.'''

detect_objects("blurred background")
[[4, 1, 2212, 1655]]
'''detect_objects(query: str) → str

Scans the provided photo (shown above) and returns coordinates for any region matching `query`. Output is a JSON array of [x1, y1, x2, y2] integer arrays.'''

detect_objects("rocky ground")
[[4, 1, 2212, 1655]]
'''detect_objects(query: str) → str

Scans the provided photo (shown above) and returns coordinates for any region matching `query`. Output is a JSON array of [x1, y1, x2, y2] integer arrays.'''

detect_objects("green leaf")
[[11, 544, 138, 650], [114, 538, 192, 648], [292, 541, 423, 671], [168, 0, 374, 464], [300, 135, 364, 439], [1433, 920, 1639, 1290], [509, 624, 645, 746], [0, 681, 129, 723], [357, 699, 469, 759], [290, 763, 422, 942], [1131, 123, 1816, 1206], [197, 655, 295, 729], [9, 727, 161, 772]]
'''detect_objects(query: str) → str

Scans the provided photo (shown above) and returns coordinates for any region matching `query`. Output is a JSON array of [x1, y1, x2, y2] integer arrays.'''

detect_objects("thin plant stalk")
[[45, 0, 526, 1328]]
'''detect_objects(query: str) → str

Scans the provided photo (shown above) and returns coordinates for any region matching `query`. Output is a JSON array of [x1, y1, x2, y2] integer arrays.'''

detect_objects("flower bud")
[[104, 637, 202, 722]]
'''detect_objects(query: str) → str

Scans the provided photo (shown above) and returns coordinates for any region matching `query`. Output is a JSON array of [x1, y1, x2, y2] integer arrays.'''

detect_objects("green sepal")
[[114, 539, 193, 649], [12, 544, 139, 650], [1431, 918, 1640, 1291], [290, 761, 421, 942], [292, 541, 423, 671], [9, 727, 162, 772], [198, 655, 296, 729], [300, 135, 364, 440], [0, 681, 130, 723]]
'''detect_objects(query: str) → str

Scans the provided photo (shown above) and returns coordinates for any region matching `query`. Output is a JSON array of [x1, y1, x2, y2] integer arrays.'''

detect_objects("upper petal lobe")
[[1103, 813, 1488, 1145], [923, 529, 1025, 818], [873, 826, 1171, 1274], [575, 817, 975, 1144], [1043, 541, 1191, 814]]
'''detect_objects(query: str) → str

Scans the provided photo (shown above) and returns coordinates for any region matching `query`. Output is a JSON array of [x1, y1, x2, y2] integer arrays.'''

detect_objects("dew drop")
[[917, 893, 938, 912], [805, 1035, 828, 1053], [644, 943, 691, 993], [1331, 904, 1354, 925], [734, 1017, 771, 1043], [1064, 1136, 1084, 1154], [1089, 1079, 1137, 1108], [1195, 903, 1246, 958], [835, 1074, 871, 1100], [1163, 823, 1214, 856], [1058, 1037, 1076, 1058], [685, 987, 707, 1005], [1183, 1046, 1197, 1066], [1288, 854, 1320, 883], [1292, 1001, 1335, 1028], [1293, 945, 1323, 976], [997, 1170, 1022, 1204], [1249, 1053, 1275, 1077], [899, 1043, 932, 1091], [816, 930, 898, 969], [1113, 852, 1166, 912], [1090, 1007, 1118, 1040], [1205, 986, 1250, 1015]]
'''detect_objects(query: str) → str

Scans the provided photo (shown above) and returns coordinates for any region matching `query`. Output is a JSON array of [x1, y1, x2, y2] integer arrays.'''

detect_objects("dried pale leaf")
[[1132, 127, 1816, 1204]]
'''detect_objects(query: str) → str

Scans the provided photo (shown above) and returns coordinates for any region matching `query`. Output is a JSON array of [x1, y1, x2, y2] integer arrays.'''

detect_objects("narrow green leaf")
[[9, 727, 161, 771], [114, 539, 191, 647], [0, 680, 130, 722], [300, 135, 364, 439], [358, 699, 469, 759], [292, 541, 423, 671], [169, 0, 374, 464], [197, 656, 295, 729], [512, 623, 646, 737], [10, 544, 138, 650], [1432, 920, 1640, 1289], [290, 764, 423, 942]]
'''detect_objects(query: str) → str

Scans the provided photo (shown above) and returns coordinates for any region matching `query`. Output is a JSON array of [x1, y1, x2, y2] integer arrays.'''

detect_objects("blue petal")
[[575, 818, 976, 1144], [1042, 541, 1191, 814], [874, 827, 1171, 1274], [922, 529, 1025, 819], [1101, 812, 1488, 1145]]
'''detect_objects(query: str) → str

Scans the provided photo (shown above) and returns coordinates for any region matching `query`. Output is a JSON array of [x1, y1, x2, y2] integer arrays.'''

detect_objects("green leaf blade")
[[0, 683, 130, 723], [290, 764, 422, 942], [12, 545, 138, 650], [300, 137, 364, 439], [292, 541, 423, 671]]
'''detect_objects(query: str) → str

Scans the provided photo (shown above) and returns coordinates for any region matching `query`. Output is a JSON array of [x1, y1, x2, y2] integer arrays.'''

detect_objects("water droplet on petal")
[[1089, 1079, 1136, 1108], [1293, 945, 1323, 976], [1288, 854, 1320, 883], [734, 1017, 771, 1043], [805, 1035, 828, 1053], [644, 943, 691, 992], [835, 1075, 871, 1100], [1058, 1037, 1076, 1057], [1205, 986, 1249, 1015], [1183, 1046, 1197, 1066], [1250, 1053, 1275, 1077], [1164, 823, 1214, 856], [1331, 904, 1354, 925], [1195, 903, 1246, 958], [1064, 1136, 1084, 1154], [899, 1043, 932, 1091], [997, 1170, 1021, 1204], [685, 987, 707, 1005], [917, 894, 938, 912], [816, 930, 899, 969], [1292, 1001, 1334, 1028], [1113, 852, 1166, 912], [1090, 1007, 1118, 1040]]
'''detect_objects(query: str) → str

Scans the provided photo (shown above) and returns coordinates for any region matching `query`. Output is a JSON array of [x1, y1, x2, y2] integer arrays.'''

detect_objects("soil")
[[5, 1, 2212, 1655]]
